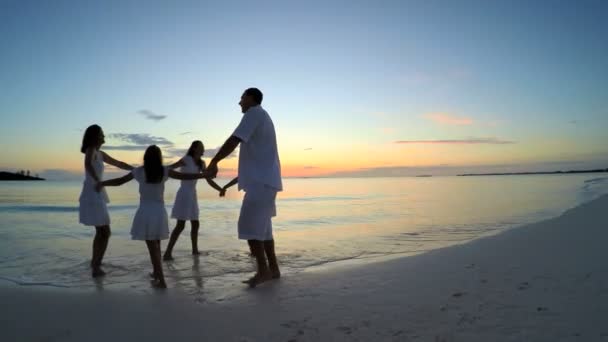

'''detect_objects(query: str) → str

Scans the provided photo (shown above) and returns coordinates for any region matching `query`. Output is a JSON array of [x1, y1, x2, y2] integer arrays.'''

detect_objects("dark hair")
[[81, 124, 102, 153], [244, 87, 263, 104], [186, 140, 205, 172], [143, 145, 164, 183]]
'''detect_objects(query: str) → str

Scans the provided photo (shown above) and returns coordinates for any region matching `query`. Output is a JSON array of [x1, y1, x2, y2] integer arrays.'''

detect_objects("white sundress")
[[171, 156, 203, 221], [79, 149, 110, 226], [130, 166, 170, 241]]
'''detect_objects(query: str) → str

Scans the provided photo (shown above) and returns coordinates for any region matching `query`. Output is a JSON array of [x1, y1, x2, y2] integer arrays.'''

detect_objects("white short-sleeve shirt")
[[232, 105, 282, 191]]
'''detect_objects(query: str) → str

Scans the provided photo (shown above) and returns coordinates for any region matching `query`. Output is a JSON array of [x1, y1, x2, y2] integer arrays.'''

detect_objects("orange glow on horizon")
[[5, 138, 600, 179]]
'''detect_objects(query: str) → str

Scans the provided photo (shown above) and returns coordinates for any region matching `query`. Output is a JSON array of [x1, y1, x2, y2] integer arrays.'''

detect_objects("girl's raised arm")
[[96, 173, 134, 192], [206, 178, 223, 193], [199, 159, 222, 191], [101, 151, 134, 171], [167, 159, 184, 170], [219, 177, 238, 197], [224, 177, 238, 190]]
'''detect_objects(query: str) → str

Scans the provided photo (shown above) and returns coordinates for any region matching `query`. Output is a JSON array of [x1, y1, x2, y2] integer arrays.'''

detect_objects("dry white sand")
[[2, 195, 607, 341]]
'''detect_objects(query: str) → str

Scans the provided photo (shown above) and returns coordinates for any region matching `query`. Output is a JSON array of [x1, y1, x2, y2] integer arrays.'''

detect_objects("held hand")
[[219, 188, 226, 197]]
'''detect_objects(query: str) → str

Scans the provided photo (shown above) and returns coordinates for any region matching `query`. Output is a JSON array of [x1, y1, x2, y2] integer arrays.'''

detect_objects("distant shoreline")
[[458, 168, 608, 177], [0, 172, 45, 181]]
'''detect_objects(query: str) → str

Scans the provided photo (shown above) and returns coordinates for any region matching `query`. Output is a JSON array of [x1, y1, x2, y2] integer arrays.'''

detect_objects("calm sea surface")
[[1, 175, 607, 301]]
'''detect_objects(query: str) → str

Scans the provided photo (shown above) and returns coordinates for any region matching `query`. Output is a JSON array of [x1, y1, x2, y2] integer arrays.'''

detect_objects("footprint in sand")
[[452, 291, 467, 298]]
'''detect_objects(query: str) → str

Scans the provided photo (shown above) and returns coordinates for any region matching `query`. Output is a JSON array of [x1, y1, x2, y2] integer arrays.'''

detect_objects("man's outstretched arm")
[[208, 136, 241, 177]]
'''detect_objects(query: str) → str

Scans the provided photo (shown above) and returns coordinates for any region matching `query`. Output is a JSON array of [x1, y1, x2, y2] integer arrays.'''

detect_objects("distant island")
[[458, 168, 608, 177], [0, 171, 45, 181]]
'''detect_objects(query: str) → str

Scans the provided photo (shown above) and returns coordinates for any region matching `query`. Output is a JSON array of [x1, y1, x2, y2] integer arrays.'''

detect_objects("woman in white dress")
[[163, 141, 222, 261], [79, 124, 133, 278], [96, 145, 212, 288]]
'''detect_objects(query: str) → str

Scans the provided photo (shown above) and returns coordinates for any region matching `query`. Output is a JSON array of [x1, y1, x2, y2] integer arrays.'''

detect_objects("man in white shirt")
[[208, 88, 282, 287]]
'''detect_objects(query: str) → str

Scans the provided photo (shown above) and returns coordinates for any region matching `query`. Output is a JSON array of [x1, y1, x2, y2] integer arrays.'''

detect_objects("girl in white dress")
[[96, 145, 211, 288], [79, 124, 133, 278], [163, 141, 222, 261]]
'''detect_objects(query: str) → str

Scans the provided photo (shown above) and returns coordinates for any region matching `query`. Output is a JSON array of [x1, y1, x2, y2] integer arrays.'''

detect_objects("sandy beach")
[[2, 194, 607, 341]]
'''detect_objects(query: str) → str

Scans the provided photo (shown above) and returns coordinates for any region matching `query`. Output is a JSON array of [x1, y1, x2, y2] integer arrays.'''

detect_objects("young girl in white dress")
[[163, 140, 222, 261], [79, 124, 133, 278], [96, 145, 211, 288]]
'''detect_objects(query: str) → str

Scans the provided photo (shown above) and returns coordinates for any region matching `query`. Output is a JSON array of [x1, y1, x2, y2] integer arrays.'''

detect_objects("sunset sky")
[[1, 0, 607, 179]]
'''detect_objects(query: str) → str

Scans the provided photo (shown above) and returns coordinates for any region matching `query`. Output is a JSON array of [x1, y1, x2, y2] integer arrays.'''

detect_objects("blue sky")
[[1, 0, 607, 178]]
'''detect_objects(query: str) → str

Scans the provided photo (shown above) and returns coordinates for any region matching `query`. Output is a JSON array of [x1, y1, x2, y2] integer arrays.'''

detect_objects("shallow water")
[[1, 175, 607, 301]]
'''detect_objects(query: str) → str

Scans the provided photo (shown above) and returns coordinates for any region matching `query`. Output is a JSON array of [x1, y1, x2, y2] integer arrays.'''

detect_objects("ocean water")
[[1, 175, 607, 301]]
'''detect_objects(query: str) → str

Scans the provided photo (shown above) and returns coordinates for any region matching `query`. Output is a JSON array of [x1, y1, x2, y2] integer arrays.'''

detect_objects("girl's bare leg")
[[163, 220, 185, 261], [91, 225, 111, 277], [190, 220, 200, 255], [146, 240, 166, 288]]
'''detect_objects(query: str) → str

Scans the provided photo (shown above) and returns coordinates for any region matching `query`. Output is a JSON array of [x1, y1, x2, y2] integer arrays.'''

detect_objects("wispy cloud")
[[138, 110, 167, 121], [304, 148, 313, 151], [424, 112, 473, 126], [103, 145, 150, 151], [395, 137, 515, 145], [164, 147, 188, 159], [180, 131, 195, 135], [322, 158, 607, 178], [104, 133, 173, 151], [108, 133, 173, 146], [303, 166, 319, 169]]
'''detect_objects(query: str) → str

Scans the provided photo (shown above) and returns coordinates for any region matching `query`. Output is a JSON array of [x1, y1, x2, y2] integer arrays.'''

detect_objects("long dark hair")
[[81, 124, 102, 153], [144, 145, 164, 184], [186, 140, 205, 172]]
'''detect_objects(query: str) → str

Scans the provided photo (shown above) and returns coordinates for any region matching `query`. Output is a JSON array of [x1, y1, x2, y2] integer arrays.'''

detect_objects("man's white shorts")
[[238, 183, 277, 241]]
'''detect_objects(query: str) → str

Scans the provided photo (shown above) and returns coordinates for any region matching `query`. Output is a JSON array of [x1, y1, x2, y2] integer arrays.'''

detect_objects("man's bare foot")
[[92, 268, 106, 278], [271, 270, 281, 279], [192, 250, 200, 256], [242, 272, 272, 288], [163, 254, 173, 261], [149, 272, 160, 280]]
